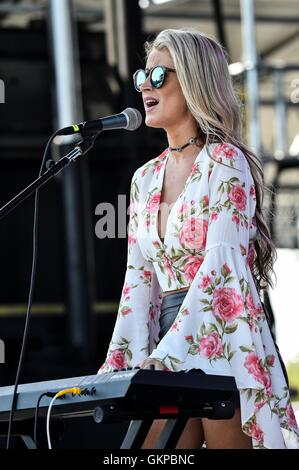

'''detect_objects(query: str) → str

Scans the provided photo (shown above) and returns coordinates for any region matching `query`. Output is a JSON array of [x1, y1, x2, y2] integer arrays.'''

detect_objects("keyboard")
[[0, 369, 239, 422]]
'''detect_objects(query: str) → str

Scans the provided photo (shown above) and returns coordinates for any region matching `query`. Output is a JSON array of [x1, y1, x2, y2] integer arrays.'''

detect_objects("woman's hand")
[[138, 358, 166, 370]]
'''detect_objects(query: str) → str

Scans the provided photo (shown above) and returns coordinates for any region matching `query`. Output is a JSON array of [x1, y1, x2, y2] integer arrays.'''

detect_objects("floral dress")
[[98, 142, 299, 449]]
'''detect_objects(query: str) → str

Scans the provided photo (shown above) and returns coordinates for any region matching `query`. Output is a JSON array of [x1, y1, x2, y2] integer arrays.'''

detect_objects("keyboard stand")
[[120, 420, 153, 449], [155, 418, 188, 449], [120, 417, 188, 450], [0, 418, 64, 449], [120, 399, 236, 449], [19, 434, 37, 449]]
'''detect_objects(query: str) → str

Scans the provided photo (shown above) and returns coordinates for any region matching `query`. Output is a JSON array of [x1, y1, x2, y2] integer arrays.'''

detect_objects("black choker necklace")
[[169, 137, 198, 153]]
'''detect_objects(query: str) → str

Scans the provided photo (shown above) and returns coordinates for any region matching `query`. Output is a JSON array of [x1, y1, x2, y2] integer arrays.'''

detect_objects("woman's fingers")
[[139, 358, 165, 370]]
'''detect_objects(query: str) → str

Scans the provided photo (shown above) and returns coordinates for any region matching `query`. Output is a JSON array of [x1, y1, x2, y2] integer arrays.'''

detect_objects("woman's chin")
[[145, 114, 163, 128]]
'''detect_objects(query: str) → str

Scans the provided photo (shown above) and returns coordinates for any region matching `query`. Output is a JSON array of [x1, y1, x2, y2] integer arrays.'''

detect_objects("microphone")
[[57, 108, 142, 136]]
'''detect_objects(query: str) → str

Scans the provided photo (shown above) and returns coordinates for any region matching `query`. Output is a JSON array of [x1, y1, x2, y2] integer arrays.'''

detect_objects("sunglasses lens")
[[134, 70, 147, 92], [151, 66, 165, 88]]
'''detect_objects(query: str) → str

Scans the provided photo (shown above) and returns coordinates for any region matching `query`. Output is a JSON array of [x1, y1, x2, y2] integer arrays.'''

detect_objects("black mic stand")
[[0, 134, 97, 221], [2, 133, 98, 449]]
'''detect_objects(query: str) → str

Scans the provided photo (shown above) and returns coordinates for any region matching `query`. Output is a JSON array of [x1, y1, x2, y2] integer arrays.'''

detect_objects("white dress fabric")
[[98, 142, 299, 449]]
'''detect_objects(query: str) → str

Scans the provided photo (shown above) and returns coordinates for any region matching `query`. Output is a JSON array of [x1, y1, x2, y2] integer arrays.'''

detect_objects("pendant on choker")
[[169, 137, 198, 153]]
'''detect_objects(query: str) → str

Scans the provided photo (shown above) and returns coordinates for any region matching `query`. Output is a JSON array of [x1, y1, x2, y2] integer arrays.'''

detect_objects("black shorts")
[[158, 290, 188, 342]]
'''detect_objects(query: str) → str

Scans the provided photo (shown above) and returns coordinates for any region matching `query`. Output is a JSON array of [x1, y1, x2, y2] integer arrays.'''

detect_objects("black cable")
[[34, 387, 91, 448], [6, 131, 60, 449], [33, 392, 56, 448]]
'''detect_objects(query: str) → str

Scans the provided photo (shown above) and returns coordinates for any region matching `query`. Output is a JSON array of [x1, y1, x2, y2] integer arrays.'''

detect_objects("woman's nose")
[[140, 74, 152, 92]]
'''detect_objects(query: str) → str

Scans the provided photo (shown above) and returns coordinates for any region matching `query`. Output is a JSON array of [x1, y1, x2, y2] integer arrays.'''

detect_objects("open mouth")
[[144, 99, 159, 112]]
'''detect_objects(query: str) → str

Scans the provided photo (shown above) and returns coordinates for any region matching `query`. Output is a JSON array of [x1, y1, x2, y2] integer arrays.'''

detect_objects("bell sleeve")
[[147, 151, 260, 375], [147, 150, 299, 449], [97, 169, 156, 373]]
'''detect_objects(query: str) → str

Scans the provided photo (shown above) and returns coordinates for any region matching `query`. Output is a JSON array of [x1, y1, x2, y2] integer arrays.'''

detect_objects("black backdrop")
[[0, 22, 165, 391]]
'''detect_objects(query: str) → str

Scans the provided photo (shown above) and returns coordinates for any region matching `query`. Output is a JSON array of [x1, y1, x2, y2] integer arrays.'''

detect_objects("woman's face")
[[141, 48, 190, 130]]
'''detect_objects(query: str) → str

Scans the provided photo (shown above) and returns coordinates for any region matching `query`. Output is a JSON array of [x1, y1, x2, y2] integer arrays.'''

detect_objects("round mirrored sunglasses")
[[133, 65, 176, 92]]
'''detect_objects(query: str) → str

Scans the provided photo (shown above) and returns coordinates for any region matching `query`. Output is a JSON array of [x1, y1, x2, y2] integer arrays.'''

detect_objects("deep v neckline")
[[155, 144, 206, 246]]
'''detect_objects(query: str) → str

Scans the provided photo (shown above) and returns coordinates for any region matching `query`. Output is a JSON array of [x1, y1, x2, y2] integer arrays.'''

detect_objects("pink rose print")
[[198, 332, 223, 359], [170, 320, 181, 332], [190, 163, 198, 177], [261, 370, 272, 395], [164, 257, 175, 279], [286, 403, 298, 428], [250, 184, 256, 200], [157, 148, 168, 160], [254, 400, 267, 413], [184, 256, 204, 282], [248, 318, 254, 332], [140, 269, 152, 286], [250, 422, 264, 444], [256, 304, 264, 320], [246, 292, 257, 317], [181, 307, 190, 316], [223, 263, 232, 274], [146, 192, 160, 213], [128, 235, 136, 246], [212, 287, 244, 322], [244, 352, 262, 377], [232, 214, 240, 226], [154, 161, 164, 174], [213, 143, 238, 160], [244, 352, 272, 395], [185, 335, 194, 342], [121, 306, 132, 316], [198, 274, 213, 290], [142, 270, 152, 281], [229, 185, 247, 211], [179, 217, 208, 251], [122, 282, 131, 300], [107, 349, 127, 369], [177, 202, 191, 218], [210, 211, 218, 222], [202, 195, 209, 206], [266, 355, 275, 367]]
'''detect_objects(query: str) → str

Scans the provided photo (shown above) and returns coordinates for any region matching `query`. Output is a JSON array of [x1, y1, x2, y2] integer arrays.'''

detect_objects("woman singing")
[[98, 28, 299, 449]]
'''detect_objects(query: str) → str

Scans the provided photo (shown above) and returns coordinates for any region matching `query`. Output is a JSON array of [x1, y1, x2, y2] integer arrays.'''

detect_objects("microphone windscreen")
[[123, 108, 142, 131]]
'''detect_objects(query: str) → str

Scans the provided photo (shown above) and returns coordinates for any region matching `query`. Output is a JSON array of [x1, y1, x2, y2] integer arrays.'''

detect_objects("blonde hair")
[[145, 28, 277, 294]]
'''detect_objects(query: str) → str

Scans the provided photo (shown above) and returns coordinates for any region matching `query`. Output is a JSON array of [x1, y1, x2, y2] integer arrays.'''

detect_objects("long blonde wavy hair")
[[144, 28, 277, 294]]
